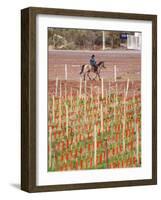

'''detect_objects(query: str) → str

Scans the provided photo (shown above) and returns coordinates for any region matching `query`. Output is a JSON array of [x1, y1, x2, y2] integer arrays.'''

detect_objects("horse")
[[80, 61, 105, 81]]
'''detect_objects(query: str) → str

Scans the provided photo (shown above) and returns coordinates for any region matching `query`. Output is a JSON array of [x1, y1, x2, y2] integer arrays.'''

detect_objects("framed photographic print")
[[21, 7, 157, 192]]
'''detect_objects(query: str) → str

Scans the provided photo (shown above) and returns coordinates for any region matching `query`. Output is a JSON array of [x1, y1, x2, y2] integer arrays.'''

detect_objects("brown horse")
[[80, 61, 105, 80]]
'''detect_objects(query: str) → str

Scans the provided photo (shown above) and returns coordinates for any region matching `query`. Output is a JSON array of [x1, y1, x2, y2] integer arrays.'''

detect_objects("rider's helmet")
[[91, 54, 95, 58]]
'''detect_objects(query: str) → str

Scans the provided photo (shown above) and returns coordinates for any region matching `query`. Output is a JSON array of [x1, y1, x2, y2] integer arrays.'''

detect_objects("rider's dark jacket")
[[90, 57, 97, 66]]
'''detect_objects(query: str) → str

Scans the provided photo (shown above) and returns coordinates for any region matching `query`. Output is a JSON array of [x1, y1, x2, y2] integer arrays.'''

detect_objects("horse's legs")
[[93, 74, 97, 80], [92, 72, 97, 80], [87, 72, 91, 80], [97, 72, 101, 80], [83, 73, 86, 81]]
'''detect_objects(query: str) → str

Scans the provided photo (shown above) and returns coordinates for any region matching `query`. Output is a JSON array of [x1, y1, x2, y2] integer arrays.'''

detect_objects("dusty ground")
[[48, 50, 141, 97]]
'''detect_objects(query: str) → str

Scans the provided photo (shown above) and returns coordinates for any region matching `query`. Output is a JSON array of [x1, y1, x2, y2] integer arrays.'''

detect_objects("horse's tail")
[[80, 64, 85, 74]]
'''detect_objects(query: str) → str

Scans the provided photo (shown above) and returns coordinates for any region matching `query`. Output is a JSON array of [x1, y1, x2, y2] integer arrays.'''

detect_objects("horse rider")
[[90, 54, 97, 72]]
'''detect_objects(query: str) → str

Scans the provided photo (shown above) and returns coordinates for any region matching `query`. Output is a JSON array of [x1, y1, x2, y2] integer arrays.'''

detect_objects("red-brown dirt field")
[[48, 50, 141, 97], [48, 50, 141, 81]]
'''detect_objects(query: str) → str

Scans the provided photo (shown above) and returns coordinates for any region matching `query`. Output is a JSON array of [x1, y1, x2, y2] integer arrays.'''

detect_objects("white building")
[[127, 32, 141, 50]]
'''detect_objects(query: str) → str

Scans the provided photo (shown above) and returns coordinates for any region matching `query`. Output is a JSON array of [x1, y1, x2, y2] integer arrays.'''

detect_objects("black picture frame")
[[21, 7, 157, 193]]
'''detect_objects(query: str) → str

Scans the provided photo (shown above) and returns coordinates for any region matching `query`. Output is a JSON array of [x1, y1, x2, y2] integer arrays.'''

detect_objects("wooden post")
[[49, 126, 52, 169], [84, 80, 87, 96], [114, 93, 116, 122], [102, 31, 105, 50], [109, 81, 111, 101], [51, 131, 54, 170], [90, 84, 93, 99], [125, 78, 129, 99], [97, 87, 100, 111], [114, 83, 118, 122], [65, 64, 67, 80], [59, 98, 62, 129], [70, 87, 73, 112], [116, 82, 118, 105], [91, 94, 94, 124], [59, 80, 62, 97], [114, 65, 117, 82], [84, 96, 87, 122], [76, 89, 79, 115], [84, 80, 87, 122], [101, 103, 103, 133], [94, 125, 97, 167], [90, 84, 93, 112], [136, 123, 139, 166], [122, 79, 130, 150], [52, 95, 55, 123], [65, 82, 67, 100], [122, 86, 126, 151], [101, 78, 104, 99], [106, 89, 108, 105], [133, 90, 136, 122], [106, 89, 108, 113], [56, 77, 58, 96], [133, 90, 139, 165], [79, 77, 82, 97], [65, 103, 68, 137]]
